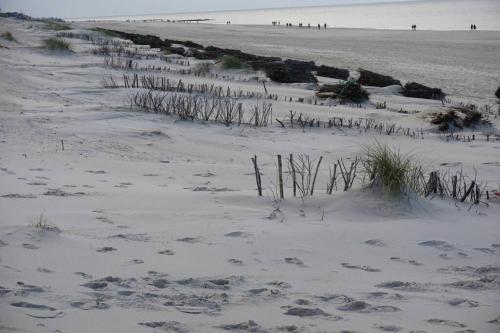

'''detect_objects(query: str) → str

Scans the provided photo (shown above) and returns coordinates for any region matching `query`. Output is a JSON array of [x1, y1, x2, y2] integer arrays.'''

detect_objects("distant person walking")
[[318, 24, 321, 30]]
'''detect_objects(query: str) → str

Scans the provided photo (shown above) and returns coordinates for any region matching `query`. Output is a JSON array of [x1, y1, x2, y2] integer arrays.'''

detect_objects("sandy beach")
[[75, 21, 500, 104], [1, 16, 500, 333]]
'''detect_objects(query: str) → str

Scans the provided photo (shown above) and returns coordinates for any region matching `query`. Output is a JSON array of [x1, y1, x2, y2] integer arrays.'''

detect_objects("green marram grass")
[[42, 37, 72, 52], [90, 27, 121, 38], [220, 55, 246, 70], [362, 142, 425, 197], [1, 31, 16, 42]]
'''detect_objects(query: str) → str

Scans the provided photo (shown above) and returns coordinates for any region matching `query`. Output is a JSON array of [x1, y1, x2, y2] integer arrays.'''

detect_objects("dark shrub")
[[403, 82, 445, 100], [316, 80, 369, 103], [220, 55, 244, 69], [265, 62, 317, 83], [358, 69, 401, 87], [316, 65, 349, 80], [284, 59, 316, 72], [496, 86, 500, 99]]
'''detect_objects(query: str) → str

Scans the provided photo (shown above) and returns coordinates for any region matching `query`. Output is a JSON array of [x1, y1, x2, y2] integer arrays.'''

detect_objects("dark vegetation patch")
[[496, 86, 500, 99], [357, 69, 401, 87], [316, 65, 350, 80], [0, 12, 33, 20], [402, 82, 445, 100], [316, 80, 369, 103], [1, 31, 16, 42], [93, 28, 318, 83]]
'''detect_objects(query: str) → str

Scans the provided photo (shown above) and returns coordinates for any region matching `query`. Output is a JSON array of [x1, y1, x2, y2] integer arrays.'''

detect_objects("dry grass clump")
[[317, 80, 369, 103], [33, 213, 60, 232], [41, 37, 72, 52], [362, 143, 424, 197], [431, 105, 485, 131], [193, 62, 211, 76], [1, 31, 16, 42]]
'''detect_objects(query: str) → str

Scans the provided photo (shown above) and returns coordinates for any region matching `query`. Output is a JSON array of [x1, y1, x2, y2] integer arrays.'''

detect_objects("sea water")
[[79, 0, 500, 31]]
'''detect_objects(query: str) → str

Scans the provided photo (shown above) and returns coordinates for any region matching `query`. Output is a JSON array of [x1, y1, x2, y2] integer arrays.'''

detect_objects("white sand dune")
[[1, 17, 500, 333]]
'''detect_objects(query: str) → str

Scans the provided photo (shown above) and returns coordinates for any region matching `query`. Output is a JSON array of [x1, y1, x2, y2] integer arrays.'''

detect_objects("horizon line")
[[66, 0, 424, 20]]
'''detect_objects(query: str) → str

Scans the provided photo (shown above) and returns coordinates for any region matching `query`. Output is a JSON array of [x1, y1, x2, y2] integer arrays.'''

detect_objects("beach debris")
[[430, 105, 486, 131]]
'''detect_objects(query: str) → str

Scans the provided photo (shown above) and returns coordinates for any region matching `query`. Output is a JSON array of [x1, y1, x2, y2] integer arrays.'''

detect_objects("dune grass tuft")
[[1, 31, 16, 42], [43, 20, 71, 31], [362, 143, 424, 197], [193, 62, 211, 75], [220, 55, 245, 70], [41, 37, 72, 52]]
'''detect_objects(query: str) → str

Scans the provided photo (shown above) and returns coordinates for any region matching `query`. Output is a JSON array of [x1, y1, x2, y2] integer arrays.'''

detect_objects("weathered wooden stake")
[[461, 181, 475, 202], [61, 139, 64, 151], [290, 154, 296, 197], [310, 156, 323, 196], [251, 155, 262, 196], [277, 155, 284, 199]]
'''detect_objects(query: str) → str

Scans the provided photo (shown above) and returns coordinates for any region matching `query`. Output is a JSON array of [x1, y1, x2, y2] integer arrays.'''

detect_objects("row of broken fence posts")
[[252, 155, 487, 205]]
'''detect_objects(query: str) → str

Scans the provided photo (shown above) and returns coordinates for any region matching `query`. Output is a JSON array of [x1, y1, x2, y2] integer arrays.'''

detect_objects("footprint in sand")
[[11, 302, 55, 311], [341, 262, 381, 272], [96, 246, 116, 253], [228, 258, 244, 266], [375, 281, 429, 292], [139, 321, 187, 332], [96, 216, 114, 224], [364, 239, 386, 247], [390, 257, 423, 266], [418, 240, 456, 251], [283, 307, 335, 318], [473, 247, 496, 254], [75, 272, 93, 279], [285, 257, 305, 266], [337, 300, 400, 313], [374, 324, 403, 332], [224, 231, 251, 238], [86, 170, 107, 174], [37, 267, 53, 273], [1, 193, 37, 199], [176, 237, 200, 243], [22, 243, 39, 250], [129, 259, 144, 264], [158, 250, 175, 255], [426, 318, 467, 328]]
